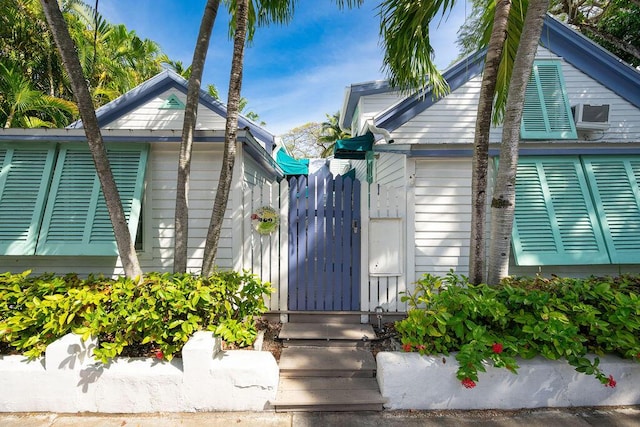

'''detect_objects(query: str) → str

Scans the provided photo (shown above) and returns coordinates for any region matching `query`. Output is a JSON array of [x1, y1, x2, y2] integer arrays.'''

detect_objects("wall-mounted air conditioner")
[[572, 104, 610, 130]]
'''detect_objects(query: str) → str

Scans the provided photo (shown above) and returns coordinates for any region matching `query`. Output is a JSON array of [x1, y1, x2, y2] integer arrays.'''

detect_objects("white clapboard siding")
[[376, 152, 406, 186], [413, 159, 472, 277], [146, 143, 234, 272], [388, 46, 640, 145], [390, 80, 482, 145], [104, 89, 227, 130], [357, 92, 403, 134]]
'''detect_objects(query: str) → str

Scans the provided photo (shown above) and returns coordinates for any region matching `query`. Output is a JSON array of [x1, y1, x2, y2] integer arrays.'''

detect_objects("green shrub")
[[396, 271, 640, 388], [0, 270, 273, 362]]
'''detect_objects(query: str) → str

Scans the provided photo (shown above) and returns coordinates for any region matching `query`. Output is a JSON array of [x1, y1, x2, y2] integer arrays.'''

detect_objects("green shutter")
[[512, 157, 609, 265], [366, 150, 375, 184], [521, 61, 577, 140], [0, 143, 57, 255], [36, 143, 148, 256], [582, 156, 640, 264]]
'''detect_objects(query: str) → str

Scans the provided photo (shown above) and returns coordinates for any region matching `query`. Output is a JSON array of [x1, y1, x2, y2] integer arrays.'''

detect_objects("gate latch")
[[352, 219, 359, 233]]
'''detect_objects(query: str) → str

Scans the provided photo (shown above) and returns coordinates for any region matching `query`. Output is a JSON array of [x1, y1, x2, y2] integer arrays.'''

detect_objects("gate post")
[[360, 180, 370, 323], [278, 179, 289, 322]]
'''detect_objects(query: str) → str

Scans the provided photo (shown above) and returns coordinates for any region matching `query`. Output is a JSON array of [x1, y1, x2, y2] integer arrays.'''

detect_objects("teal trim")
[[0, 143, 57, 255], [521, 61, 578, 140], [36, 143, 149, 256], [160, 93, 185, 110], [582, 156, 640, 264], [366, 150, 375, 184], [335, 132, 374, 160], [512, 157, 609, 266]]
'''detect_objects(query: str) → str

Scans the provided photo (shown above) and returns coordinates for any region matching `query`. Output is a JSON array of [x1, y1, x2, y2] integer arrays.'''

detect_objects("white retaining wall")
[[0, 331, 279, 413], [377, 352, 640, 410]]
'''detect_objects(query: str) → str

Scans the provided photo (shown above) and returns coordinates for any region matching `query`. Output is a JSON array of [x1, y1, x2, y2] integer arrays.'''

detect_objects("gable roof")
[[339, 80, 393, 130], [68, 69, 275, 150], [358, 14, 640, 133]]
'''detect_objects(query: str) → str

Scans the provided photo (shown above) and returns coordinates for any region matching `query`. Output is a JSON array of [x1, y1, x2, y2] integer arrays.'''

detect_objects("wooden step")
[[279, 347, 376, 378], [271, 377, 385, 412], [287, 311, 363, 324], [279, 323, 375, 347]]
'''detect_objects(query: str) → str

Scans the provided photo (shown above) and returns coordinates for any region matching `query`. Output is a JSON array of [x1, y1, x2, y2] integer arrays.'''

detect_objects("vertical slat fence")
[[367, 183, 408, 313]]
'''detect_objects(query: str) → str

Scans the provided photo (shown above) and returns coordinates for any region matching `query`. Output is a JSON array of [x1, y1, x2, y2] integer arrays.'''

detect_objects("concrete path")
[[1, 407, 639, 426]]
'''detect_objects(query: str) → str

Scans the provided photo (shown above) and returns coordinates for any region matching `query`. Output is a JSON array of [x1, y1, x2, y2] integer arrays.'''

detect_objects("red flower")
[[155, 350, 164, 360], [251, 214, 259, 220], [402, 343, 412, 352], [492, 343, 503, 354], [416, 344, 426, 352], [606, 375, 616, 388], [461, 378, 476, 389]]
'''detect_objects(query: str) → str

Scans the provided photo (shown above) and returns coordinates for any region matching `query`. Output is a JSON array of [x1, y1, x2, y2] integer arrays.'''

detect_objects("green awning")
[[334, 132, 374, 160], [276, 147, 309, 175]]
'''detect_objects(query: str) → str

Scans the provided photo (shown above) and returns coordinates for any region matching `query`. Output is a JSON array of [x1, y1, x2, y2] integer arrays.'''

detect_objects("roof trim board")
[[339, 80, 392, 130], [374, 145, 640, 157]]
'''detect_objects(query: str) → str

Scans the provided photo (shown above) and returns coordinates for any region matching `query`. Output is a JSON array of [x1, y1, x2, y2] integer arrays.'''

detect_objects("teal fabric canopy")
[[334, 132, 374, 159], [276, 147, 309, 175]]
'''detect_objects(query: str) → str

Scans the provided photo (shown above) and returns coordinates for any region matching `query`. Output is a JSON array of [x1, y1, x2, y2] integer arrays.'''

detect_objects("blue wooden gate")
[[288, 173, 361, 311]]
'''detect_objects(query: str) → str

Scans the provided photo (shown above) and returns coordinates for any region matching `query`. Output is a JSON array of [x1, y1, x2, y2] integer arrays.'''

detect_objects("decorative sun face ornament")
[[251, 206, 279, 235]]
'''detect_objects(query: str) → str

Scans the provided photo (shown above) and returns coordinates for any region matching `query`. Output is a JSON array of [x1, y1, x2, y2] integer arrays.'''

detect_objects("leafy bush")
[[0, 270, 273, 362], [396, 271, 640, 388]]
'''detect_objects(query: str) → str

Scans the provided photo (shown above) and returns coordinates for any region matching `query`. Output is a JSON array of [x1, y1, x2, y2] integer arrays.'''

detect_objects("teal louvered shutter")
[[521, 61, 577, 140], [512, 157, 609, 265], [582, 156, 640, 264], [36, 143, 148, 256], [0, 143, 57, 255]]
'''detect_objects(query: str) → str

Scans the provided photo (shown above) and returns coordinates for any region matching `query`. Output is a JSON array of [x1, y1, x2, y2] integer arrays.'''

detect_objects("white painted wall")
[[0, 332, 279, 413], [377, 352, 640, 410], [356, 92, 403, 135], [413, 158, 472, 277], [104, 89, 227, 131], [387, 47, 640, 145], [375, 152, 405, 186]]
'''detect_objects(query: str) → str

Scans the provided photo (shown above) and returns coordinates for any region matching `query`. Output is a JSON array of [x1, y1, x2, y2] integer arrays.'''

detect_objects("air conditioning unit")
[[572, 104, 610, 130]]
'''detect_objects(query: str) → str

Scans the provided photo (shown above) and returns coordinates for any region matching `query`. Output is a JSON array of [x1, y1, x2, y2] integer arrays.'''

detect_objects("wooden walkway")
[[270, 321, 385, 412]]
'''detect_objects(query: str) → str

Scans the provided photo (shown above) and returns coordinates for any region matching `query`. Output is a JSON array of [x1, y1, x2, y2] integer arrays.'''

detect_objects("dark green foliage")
[[397, 271, 640, 386], [0, 271, 272, 362]]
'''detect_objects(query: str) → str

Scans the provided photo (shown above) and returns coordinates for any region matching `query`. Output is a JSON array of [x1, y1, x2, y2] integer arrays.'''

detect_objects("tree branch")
[[580, 23, 640, 63]]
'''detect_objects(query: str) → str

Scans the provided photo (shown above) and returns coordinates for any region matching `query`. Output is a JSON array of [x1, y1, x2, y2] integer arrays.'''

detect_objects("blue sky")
[[100, 0, 471, 135]]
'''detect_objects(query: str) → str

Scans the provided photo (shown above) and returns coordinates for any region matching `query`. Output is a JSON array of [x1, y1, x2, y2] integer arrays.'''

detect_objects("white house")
[[0, 70, 283, 278], [337, 14, 640, 312], [2, 15, 640, 317]]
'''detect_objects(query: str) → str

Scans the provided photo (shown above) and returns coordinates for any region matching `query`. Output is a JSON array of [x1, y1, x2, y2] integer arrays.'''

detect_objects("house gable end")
[[340, 80, 393, 130], [373, 15, 640, 135], [374, 49, 486, 132], [540, 15, 640, 110], [68, 69, 275, 153]]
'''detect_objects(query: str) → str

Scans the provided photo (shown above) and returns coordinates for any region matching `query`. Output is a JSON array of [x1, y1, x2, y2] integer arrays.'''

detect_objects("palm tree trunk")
[[40, 0, 143, 279], [468, 0, 512, 285], [202, 0, 248, 276], [487, 0, 550, 285], [173, 0, 220, 273]]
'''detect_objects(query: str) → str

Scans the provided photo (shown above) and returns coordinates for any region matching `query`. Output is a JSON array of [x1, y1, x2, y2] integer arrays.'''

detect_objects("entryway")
[[287, 173, 361, 311]]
